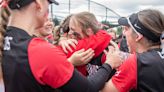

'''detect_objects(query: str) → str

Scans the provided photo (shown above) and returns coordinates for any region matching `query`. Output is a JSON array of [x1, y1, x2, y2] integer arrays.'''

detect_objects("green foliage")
[[116, 26, 123, 36], [53, 18, 60, 26], [101, 20, 119, 28]]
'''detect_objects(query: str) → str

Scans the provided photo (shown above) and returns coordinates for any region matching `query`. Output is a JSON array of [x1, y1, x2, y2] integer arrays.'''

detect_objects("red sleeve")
[[46, 34, 54, 41], [28, 38, 74, 88], [67, 30, 111, 57], [112, 54, 137, 92]]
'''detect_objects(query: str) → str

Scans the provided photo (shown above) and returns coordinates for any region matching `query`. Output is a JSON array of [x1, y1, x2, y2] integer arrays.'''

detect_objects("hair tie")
[[159, 33, 164, 56]]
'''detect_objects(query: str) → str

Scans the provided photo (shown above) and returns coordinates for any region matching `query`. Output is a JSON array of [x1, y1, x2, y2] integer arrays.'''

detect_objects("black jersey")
[[136, 49, 164, 92], [2, 26, 60, 92], [112, 48, 164, 92]]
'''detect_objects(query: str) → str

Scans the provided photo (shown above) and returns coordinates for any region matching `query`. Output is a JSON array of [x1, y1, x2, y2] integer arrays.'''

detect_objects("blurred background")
[[50, 0, 164, 35]]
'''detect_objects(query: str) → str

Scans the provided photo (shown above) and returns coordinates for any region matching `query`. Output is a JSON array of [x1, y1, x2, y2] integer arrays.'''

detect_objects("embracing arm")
[[60, 64, 112, 92], [101, 79, 119, 92], [58, 30, 111, 57], [60, 45, 125, 92], [28, 38, 123, 92]]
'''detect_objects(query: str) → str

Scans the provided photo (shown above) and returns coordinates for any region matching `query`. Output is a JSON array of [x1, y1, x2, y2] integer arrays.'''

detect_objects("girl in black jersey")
[[102, 9, 164, 92], [0, 0, 123, 92]]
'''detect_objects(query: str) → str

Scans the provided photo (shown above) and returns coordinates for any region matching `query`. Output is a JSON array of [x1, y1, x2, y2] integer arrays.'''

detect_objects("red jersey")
[[28, 38, 74, 88], [112, 54, 137, 92], [67, 30, 112, 76]]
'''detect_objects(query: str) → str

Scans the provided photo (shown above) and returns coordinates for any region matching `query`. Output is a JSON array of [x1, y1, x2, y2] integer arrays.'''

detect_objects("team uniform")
[[112, 48, 164, 92], [2, 26, 113, 92]]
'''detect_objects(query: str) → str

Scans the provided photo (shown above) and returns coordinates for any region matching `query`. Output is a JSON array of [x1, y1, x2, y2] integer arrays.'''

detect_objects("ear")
[[34, 0, 43, 11], [135, 33, 143, 42], [86, 28, 94, 36]]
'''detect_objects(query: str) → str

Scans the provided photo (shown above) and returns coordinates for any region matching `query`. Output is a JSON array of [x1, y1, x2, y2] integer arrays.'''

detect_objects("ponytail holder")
[[160, 33, 164, 55], [161, 33, 164, 40], [157, 33, 164, 58], [0, 0, 8, 8]]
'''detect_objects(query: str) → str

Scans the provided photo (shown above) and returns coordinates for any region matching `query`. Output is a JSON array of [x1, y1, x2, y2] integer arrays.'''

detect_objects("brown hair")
[[70, 12, 100, 37], [60, 14, 73, 33], [53, 14, 73, 44], [0, 6, 10, 62], [138, 9, 164, 44]]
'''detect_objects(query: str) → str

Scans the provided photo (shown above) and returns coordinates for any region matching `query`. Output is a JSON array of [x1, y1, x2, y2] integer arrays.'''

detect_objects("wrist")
[[104, 60, 114, 69], [101, 63, 113, 72]]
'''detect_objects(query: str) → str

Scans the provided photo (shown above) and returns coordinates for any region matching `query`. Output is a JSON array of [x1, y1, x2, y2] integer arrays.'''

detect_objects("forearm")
[[59, 63, 113, 92], [87, 64, 113, 90]]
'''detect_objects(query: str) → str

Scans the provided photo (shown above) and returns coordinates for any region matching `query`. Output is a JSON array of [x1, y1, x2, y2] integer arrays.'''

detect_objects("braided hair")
[[0, 1, 10, 81], [0, 6, 10, 62]]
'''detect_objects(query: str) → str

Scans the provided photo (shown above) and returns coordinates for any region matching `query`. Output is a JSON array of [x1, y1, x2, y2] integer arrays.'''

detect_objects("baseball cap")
[[8, 0, 59, 9], [118, 13, 159, 42]]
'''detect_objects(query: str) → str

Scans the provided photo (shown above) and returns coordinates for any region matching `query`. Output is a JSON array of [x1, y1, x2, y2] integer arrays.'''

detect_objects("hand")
[[104, 40, 123, 69], [58, 38, 78, 54], [68, 48, 95, 66]]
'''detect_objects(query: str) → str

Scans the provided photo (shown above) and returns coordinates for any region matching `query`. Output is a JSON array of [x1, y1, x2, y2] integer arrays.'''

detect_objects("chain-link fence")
[[50, 0, 121, 25]]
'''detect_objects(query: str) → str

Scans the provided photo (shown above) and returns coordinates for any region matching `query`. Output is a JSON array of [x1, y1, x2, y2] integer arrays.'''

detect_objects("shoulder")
[[28, 38, 74, 88], [29, 38, 65, 55], [112, 53, 137, 92]]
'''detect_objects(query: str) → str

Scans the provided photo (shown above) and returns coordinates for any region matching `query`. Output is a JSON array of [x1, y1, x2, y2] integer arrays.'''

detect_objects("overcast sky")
[[52, 0, 164, 22], [93, 0, 164, 16]]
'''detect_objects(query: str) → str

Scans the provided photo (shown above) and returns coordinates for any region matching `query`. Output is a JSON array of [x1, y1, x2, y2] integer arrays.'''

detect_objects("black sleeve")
[[59, 64, 113, 92]]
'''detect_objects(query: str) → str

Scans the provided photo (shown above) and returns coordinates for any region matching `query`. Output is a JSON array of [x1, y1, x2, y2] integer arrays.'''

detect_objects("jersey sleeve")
[[28, 38, 74, 88], [112, 54, 137, 92], [67, 30, 111, 57]]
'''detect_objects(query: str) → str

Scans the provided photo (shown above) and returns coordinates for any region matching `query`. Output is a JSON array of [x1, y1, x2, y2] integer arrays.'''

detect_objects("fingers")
[[64, 42, 73, 53], [80, 48, 95, 64], [103, 40, 118, 56], [61, 39, 78, 54], [69, 48, 94, 66], [61, 43, 68, 54], [70, 39, 78, 45], [67, 39, 78, 49], [110, 40, 119, 51], [83, 56, 94, 64], [104, 46, 115, 56], [80, 48, 93, 57], [74, 49, 85, 54], [103, 49, 108, 55], [108, 46, 115, 53], [104, 45, 124, 69]]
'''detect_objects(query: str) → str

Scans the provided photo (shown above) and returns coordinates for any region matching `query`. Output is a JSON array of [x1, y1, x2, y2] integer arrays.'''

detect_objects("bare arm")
[[101, 80, 119, 92]]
